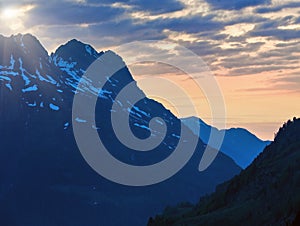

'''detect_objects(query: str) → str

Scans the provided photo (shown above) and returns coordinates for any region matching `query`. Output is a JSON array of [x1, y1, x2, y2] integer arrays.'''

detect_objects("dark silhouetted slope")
[[149, 117, 300, 226]]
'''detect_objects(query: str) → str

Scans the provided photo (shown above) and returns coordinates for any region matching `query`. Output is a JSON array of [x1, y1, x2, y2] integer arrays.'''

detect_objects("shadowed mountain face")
[[182, 117, 270, 169], [0, 34, 241, 226], [149, 118, 300, 226]]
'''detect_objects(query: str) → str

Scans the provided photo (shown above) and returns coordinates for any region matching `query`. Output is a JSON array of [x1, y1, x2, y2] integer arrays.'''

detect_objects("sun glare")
[[0, 5, 35, 31], [1, 8, 20, 19], [1, 5, 35, 19]]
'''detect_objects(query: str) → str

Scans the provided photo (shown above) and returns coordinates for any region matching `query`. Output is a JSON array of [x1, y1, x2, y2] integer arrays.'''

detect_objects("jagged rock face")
[[0, 34, 241, 226]]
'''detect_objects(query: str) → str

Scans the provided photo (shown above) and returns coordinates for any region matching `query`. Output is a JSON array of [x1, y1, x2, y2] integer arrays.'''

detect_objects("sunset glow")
[[0, 0, 299, 140]]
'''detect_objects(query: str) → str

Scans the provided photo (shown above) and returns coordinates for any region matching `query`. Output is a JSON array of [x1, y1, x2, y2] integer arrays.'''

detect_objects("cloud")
[[156, 15, 224, 34], [250, 28, 300, 41], [230, 65, 298, 76], [30, 11, 226, 51], [129, 0, 184, 14], [128, 62, 184, 77], [23, 1, 124, 27], [85, 0, 184, 14], [84, 18, 169, 45], [255, 2, 300, 14], [248, 16, 300, 41], [205, 0, 271, 10], [267, 73, 300, 92], [1, 0, 299, 81], [220, 53, 298, 69]]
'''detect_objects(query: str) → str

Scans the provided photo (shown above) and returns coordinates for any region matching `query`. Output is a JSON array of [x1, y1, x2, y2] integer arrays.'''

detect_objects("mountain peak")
[[12, 33, 37, 41], [0, 33, 48, 58], [51, 38, 103, 75], [0, 33, 49, 77], [53, 38, 100, 58], [62, 38, 95, 54], [67, 38, 83, 44], [14, 33, 48, 55]]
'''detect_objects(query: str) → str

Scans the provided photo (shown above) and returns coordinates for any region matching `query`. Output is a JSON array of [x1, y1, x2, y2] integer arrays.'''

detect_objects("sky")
[[0, 0, 299, 140]]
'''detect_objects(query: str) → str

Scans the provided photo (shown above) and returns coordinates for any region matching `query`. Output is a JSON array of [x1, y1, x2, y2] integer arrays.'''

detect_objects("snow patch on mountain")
[[27, 101, 37, 107], [8, 55, 15, 70], [0, 75, 11, 82], [22, 85, 38, 93], [19, 58, 31, 86], [49, 103, 60, 111], [64, 122, 70, 129], [36, 69, 57, 85], [5, 84, 13, 91]]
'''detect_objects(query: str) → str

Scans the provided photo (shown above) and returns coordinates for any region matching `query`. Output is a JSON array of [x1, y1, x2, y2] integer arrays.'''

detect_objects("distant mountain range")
[[149, 118, 300, 226], [182, 117, 270, 168], [0, 34, 243, 226]]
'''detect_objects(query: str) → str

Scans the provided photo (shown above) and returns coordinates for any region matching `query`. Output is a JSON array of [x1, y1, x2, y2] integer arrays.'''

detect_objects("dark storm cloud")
[[205, 0, 271, 10]]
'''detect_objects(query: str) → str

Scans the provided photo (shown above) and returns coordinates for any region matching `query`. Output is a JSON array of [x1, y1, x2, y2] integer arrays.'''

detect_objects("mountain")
[[182, 117, 270, 168], [149, 117, 300, 226], [0, 34, 241, 226]]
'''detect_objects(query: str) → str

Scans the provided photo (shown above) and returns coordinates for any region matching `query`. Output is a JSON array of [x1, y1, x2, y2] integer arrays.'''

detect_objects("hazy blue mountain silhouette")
[[0, 34, 242, 226], [149, 118, 300, 226], [182, 117, 270, 168]]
